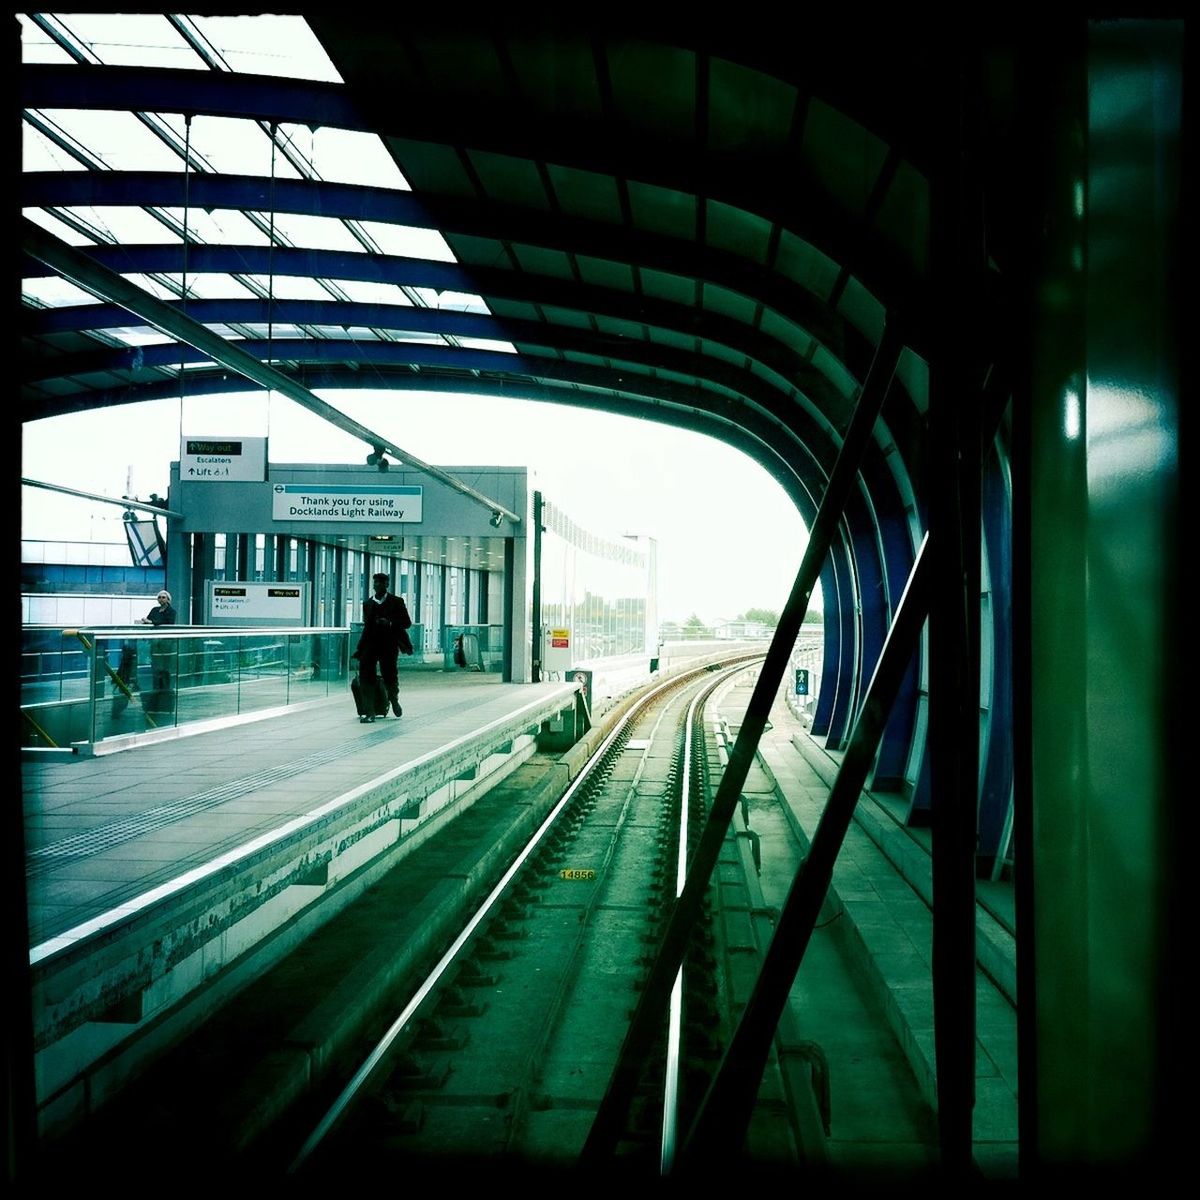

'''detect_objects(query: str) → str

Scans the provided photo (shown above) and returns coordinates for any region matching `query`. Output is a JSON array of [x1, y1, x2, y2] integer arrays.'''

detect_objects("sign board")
[[543, 626, 572, 673], [181, 436, 267, 482], [570, 668, 593, 715], [795, 668, 810, 696], [207, 581, 308, 627], [271, 483, 423, 524]]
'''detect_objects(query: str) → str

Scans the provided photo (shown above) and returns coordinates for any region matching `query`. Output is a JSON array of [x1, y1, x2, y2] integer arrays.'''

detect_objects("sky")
[[21, 389, 813, 626]]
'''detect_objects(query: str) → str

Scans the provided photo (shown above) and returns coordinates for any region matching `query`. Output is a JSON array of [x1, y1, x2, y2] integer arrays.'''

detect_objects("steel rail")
[[286, 657, 755, 1173]]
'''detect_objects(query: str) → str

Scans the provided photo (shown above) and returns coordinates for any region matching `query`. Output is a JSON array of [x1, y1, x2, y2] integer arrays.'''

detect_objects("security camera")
[[489, 511, 504, 528]]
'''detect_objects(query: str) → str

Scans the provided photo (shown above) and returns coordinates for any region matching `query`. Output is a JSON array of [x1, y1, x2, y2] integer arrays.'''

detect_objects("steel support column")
[[928, 47, 985, 1172], [581, 319, 903, 1164], [531, 491, 544, 683], [680, 537, 930, 1164]]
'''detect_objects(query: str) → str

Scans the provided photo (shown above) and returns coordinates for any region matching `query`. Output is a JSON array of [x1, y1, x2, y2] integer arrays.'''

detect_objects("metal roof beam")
[[21, 170, 882, 358], [21, 477, 184, 519], [19, 242, 879, 398], [20, 218, 522, 526]]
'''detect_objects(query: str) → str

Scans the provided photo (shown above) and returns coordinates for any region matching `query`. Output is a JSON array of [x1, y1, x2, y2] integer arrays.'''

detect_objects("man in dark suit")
[[355, 572, 412, 721]]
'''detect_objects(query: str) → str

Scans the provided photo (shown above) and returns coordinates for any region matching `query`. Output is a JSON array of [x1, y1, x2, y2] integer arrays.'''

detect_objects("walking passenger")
[[354, 573, 412, 722]]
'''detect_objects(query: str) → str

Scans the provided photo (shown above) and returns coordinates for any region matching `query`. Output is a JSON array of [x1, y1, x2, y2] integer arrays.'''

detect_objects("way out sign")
[[181, 436, 266, 482], [207, 581, 308, 626]]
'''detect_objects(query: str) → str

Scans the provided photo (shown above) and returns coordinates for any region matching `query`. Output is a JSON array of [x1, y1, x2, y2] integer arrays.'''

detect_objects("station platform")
[[24, 673, 584, 948], [21, 670, 587, 1133]]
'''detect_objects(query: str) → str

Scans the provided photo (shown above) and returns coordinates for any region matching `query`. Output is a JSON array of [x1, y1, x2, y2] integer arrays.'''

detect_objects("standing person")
[[138, 589, 177, 709], [355, 572, 411, 722], [138, 589, 177, 629]]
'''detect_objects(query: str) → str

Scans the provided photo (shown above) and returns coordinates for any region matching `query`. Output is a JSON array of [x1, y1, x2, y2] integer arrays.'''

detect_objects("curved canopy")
[[19, 13, 982, 517]]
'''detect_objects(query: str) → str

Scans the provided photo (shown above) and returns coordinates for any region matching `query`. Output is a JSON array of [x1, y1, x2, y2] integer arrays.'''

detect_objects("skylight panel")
[[23, 123, 87, 173], [44, 13, 200, 70], [106, 326, 173, 347], [181, 274, 256, 300], [325, 279, 414, 306], [266, 212, 365, 253], [237, 323, 308, 342], [356, 221, 458, 262], [23, 206, 93, 246], [33, 109, 185, 172], [388, 331, 452, 345], [308, 325, 372, 341], [62, 205, 180, 245], [436, 291, 491, 314], [183, 115, 305, 180], [243, 275, 335, 301], [122, 273, 182, 301], [188, 15, 343, 83], [164, 208, 273, 247], [22, 276, 104, 307], [235, 274, 330, 301], [19, 15, 76, 63], [459, 338, 517, 354], [155, 207, 262, 247], [274, 123, 411, 191]]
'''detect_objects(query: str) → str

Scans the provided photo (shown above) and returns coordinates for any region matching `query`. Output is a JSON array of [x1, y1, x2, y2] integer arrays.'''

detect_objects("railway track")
[[287, 654, 815, 1176]]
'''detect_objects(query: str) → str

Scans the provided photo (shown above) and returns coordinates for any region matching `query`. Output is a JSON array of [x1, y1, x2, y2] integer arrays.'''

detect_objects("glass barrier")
[[21, 626, 349, 751], [539, 499, 655, 665], [443, 624, 506, 673]]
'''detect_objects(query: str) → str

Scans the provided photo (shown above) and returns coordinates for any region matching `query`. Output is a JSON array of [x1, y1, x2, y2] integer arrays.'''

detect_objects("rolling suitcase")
[[351, 674, 389, 722]]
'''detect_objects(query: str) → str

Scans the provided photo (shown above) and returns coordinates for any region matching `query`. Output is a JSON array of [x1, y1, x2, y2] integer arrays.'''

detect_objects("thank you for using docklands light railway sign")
[[271, 483, 424, 523], [181, 436, 266, 482]]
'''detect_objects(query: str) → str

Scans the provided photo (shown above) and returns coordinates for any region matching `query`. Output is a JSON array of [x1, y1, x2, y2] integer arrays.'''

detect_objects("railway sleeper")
[[470, 936, 513, 961], [487, 918, 528, 942], [372, 1092, 425, 1134], [414, 1018, 469, 1051], [454, 961, 499, 987], [387, 1054, 452, 1092], [436, 986, 488, 1018]]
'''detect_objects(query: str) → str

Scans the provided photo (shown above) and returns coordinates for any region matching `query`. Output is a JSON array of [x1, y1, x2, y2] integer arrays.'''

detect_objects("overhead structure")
[[16, 12, 1183, 1178]]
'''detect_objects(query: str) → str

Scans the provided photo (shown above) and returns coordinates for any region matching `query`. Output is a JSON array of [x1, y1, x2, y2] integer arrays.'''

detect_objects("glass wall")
[[539, 498, 656, 664], [176, 533, 501, 670], [21, 626, 350, 750]]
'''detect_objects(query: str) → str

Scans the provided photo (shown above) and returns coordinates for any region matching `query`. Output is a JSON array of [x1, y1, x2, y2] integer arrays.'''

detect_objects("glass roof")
[[18, 12, 898, 457], [19, 11, 515, 383]]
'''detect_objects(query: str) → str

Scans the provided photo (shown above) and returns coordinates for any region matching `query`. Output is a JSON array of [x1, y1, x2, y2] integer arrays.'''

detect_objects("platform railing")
[[20, 626, 350, 752]]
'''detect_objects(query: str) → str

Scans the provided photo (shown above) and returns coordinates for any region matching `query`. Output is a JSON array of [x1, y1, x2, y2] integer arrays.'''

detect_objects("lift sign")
[[180, 435, 266, 482], [559, 869, 596, 881]]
